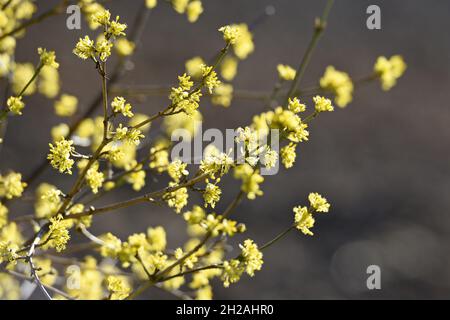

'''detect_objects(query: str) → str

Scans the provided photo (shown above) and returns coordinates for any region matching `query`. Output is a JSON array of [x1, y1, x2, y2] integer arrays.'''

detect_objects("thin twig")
[[6, 270, 76, 300], [284, 0, 335, 105]]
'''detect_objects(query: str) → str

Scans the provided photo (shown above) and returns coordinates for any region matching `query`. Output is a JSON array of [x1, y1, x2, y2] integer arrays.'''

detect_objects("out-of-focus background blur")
[[2, 0, 450, 299]]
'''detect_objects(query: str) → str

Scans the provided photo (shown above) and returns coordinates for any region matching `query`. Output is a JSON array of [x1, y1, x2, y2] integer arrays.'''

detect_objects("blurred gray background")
[[1, 0, 450, 299]]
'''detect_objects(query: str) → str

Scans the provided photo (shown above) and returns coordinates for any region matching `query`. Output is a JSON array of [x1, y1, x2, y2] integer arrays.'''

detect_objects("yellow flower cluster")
[[288, 97, 306, 113], [149, 140, 170, 172], [0, 172, 26, 199], [106, 276, 131, 300], [170, 73, 202, 115], [73, 36, 95, 60], [320, 66, 354, 107], [44, 215, 71, 252], [219, 25, 240, 44], [220, 57, 238, 82], [277, 64, 296, 81], [185, 56, 205, 79], [85, 161, 105, 194], [280, 143, 297, 169], [230, 24, 254, 60], [293, 206, 315, 236], [115, 38, 135, 56], [171, 0, 204, 23], [74, 11, 127, 62], [168, 159, 189, 182], [38, 47, 59, 69], [313, 95, 334, 112], [34, 183, 61, 219], [147, 226, 167, 251], [39, 64, 60, 98], [293, 192, 330, 236], [6, 96, 24, 115], [164, 183, 189, 213], [308, 192, 330, 212], [113, 124, 145, 146], [203, 182, 222, 208], [47, 138, 75, 174], [0, 241, 19, 265], [111, 96, 134, 117], [374, 55, 407, 91], [201, 64, 221, 94], [234, 165, 264, 200], [240, 239, 264, 276], [200, 148, 233, 180], [54, 94, 78, 117], [221, 239, 263, 287], [269, 107, 309, 143]]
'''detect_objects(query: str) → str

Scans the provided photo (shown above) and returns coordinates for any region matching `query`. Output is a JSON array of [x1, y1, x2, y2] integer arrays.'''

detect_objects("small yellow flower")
[[146, 0, 158, 9], [212, 83, 233, 107], [100, 233, 122, 258], [219, 25, 240, 44], [164, 182, 189, 213], [185, 56, 205, 79], [51, 123, 69, 142], [38, 66, 60, 98], [293, 206, 315, 236], [220, 56, 238, 81], [47, 138, 75, 174], [38, 48, 59, 69], [91, 9, 111, 27], [54, 94, 78, 117], [201, 64, 221, 94], [262, 147, 278, 169], [234, 165, 264, 200], [73, 36, 95, 60], [240, 239, 263, 277], [221, 259, 244, 287], [203, 182, 221, 208], [147, 226, 167, 251], [196, 285, 213, 300], [280, 143, 297, 169], [277, 64, 296, 81], [183, 205, 206, 224], [308, 192, 330, 212], [288, 97, 306, 113], [0, 172, 27, 199], [313, 95, 334, 112], [172, 0, 189, 13], [125, 166, 146, 191], [115, 38, 135, 56], [320, 66, 353, 107], [6, 96, 25, 115], [174, 247, 198, 269], [231, 23, 254, 60], [186, 0, 203, 23], [0, 242, 19, 265], [167, 159, 189, 182], [96, 38, 113, 61], [85, 162, 104, 194], [374, 55, 407, 91], [45, 215, 71, 252], [106, 276, 130, 300], [12, 63, 35, 96], [111, 96, 134, 117], [109, 16, 127, 37]]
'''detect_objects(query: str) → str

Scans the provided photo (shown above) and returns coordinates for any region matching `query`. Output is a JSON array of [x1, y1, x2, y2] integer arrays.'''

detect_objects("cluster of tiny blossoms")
[[0, 1, 407, 301]]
